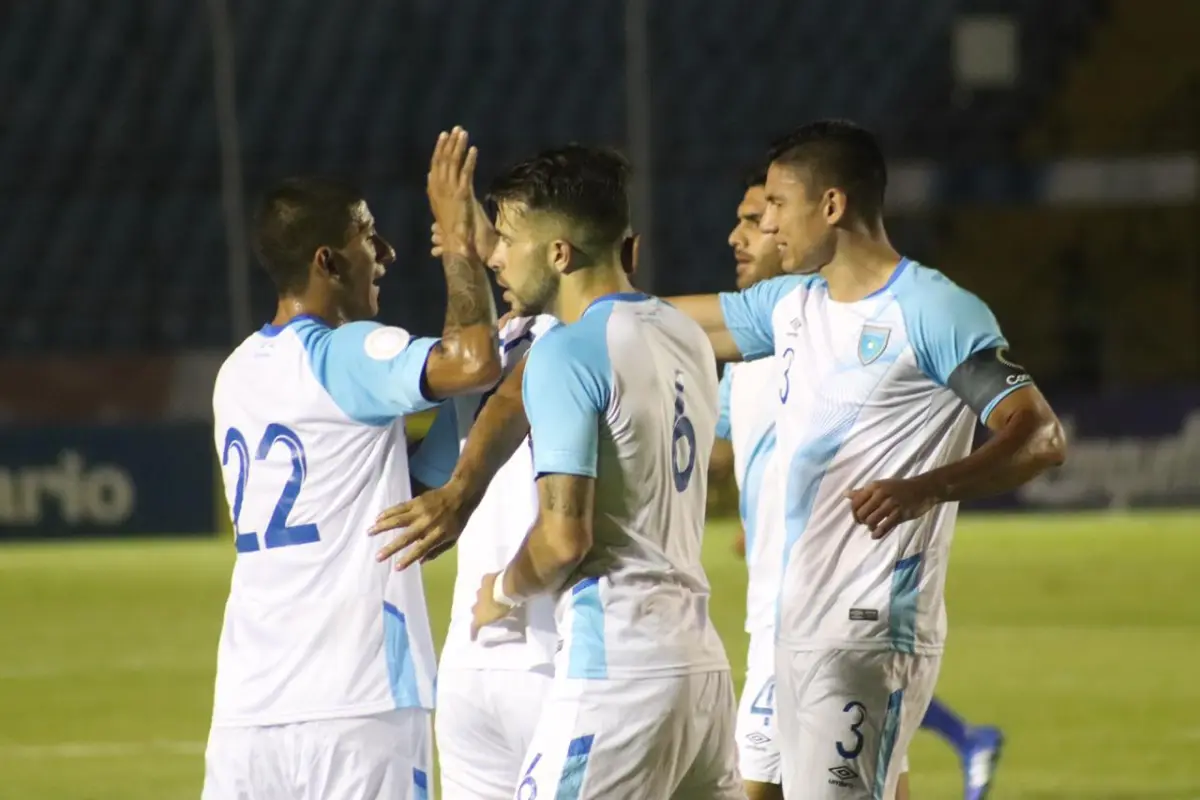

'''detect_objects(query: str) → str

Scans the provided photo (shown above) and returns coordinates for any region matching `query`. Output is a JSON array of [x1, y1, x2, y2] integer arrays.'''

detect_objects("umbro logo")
[[745, 732, 771, 746], [790, 318, 802, 330], [828, 765, 859, 783]]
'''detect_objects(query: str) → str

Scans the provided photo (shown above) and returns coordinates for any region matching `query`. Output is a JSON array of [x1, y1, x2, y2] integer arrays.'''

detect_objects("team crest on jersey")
[[858, 325, 891, 365]]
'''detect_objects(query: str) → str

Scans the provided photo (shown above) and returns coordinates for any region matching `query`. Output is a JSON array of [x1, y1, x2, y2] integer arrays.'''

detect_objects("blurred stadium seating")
[[6, 0, 1175, 384]]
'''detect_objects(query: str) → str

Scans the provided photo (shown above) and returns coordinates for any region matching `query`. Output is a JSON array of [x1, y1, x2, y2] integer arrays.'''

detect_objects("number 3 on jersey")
[[779, 347, 796, 403], [222, 424, 320, 553]]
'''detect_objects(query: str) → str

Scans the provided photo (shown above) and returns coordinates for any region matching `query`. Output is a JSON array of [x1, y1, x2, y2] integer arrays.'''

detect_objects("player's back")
[[211, 315, 436, 727], [528, 293, 729, 679]]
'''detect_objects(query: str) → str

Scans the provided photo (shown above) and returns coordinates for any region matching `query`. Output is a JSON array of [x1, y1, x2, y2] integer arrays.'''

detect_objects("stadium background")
[[1, 0, 1198, 797]]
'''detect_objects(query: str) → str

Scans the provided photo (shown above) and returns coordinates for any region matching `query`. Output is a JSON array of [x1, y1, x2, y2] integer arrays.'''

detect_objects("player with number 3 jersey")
[[204, 129, 501, 800]]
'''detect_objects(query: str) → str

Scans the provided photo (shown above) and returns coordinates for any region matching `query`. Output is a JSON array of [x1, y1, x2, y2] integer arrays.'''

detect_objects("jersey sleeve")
[[715, 364, 733, 441], [300, 321, 440, 425], [899, 271, 1028, 424], [521, 327, 612, 479], [717, 274, 804, 359], [408, 402, 461, 488]]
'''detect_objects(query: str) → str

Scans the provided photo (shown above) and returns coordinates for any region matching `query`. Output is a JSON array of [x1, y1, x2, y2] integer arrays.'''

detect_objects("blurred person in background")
[[673, 119, 1065, 800], [204, 127, 499, 800]]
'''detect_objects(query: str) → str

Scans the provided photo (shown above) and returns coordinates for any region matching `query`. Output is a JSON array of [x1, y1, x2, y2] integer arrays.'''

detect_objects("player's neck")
[[820, 229, 903, 303], [272, 295, 341, 329], [553, 261, 635, 324]]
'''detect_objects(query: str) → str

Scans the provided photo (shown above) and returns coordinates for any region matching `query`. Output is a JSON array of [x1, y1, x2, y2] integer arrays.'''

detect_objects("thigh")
[[296, 710, 432, 800], [674, 671, 745, 800], [438, 668, 551, 800], [202, 725, 289, 800], [735, 643, 782, 786], [515, 676, 689, 800], [776, 649, 930, 800]]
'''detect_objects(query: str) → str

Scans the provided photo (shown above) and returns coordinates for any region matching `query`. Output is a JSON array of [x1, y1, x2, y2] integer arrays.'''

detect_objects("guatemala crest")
[[858, 324, 891, 365]]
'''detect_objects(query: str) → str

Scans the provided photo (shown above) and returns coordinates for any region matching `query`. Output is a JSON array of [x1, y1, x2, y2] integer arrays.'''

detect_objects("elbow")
[[548, 524, 592, 570], [1029, 416, 1068, 471], [446, 331, 502, 391]]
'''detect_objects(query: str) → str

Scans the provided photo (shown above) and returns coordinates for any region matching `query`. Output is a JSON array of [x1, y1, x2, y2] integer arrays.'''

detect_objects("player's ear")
[[549, 239, 573, 275], [315, 247, 340, 281], [823, 188, 847, 227], [621, 233, 639, 277]]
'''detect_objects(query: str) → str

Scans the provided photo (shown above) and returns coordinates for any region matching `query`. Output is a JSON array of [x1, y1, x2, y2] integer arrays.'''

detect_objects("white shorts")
[[775, 648, 937, 800], [202, 708, 432, 800], [516, 671, 743, 799], [436, 665, 553, 800], [735, 634, 782, 785]]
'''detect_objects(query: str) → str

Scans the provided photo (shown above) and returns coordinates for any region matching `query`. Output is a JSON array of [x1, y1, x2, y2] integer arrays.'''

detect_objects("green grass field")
[[1, 513, 1198, 800]]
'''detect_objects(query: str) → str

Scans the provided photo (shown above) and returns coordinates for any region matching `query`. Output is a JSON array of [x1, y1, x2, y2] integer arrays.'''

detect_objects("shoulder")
[[890, 263, 993, 320]]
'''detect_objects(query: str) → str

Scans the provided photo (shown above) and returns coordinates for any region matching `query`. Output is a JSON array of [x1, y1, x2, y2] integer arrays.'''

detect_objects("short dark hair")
[[488, 145, 631, 246], [253, 177, 363, 295], [743, 165, 768, 189], [766, 120, 887, 225]]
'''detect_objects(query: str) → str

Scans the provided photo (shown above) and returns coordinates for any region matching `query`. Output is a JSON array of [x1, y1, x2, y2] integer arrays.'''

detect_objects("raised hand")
[[427, 126, 479, 257]]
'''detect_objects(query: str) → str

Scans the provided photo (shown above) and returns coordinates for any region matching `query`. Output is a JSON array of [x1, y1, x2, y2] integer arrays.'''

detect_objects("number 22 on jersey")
[[222, 424, 321, 553]]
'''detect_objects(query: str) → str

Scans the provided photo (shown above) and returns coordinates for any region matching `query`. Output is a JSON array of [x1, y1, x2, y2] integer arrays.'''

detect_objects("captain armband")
[[946, 347, 1034, 421]]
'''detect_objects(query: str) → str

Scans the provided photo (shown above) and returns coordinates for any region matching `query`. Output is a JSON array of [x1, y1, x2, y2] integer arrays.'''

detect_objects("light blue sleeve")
[[521, 325, 612, 479], [298, 320, 440, 425], [896, 269, 1007, 387], [717, 274, 805, 359], [714, 364, 733, 441], [408, 402, 461, 488]]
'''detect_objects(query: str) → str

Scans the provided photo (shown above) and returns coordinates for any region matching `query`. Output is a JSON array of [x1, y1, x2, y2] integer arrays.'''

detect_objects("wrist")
[[446, 471, 483, 512], [492, 568, 523, 609]]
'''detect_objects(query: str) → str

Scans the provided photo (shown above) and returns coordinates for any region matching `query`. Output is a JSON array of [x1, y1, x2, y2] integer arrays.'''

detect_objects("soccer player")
[[436, 143, 742, 798], [376, 307, 560, 799], [720, 169, 1006, 800], [671, 120, 1067, 800], [204, 128, 500, 800]]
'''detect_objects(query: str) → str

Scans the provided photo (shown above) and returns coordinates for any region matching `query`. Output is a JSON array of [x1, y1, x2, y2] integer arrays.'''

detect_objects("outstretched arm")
[[667, 294, 744, 362], [371, 359, 529, 568], [668, 275, 802, 363], [421, 127, 502, 399]]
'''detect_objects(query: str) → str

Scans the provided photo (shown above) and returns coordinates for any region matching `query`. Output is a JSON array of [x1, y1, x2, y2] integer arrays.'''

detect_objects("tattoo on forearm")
[[442, 251, 492, 331], [543, 478, 589, 519]]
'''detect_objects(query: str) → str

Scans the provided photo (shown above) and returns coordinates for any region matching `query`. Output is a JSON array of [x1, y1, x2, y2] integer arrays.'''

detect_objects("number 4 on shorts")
[[750, 678, 776, 719]]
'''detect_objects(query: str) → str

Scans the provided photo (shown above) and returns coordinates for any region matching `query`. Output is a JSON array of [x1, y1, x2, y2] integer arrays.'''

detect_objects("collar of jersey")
[[259, 313, 327, 337], [583, 291, 651, 316], [858, 257, 911, 300]]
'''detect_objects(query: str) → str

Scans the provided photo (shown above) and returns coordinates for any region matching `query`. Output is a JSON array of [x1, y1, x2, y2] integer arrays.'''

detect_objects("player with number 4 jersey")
[[204, 129, 501, 800]]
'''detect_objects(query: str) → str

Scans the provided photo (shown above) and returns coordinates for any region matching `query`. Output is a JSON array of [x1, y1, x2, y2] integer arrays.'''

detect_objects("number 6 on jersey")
[[222, 424, 321, 553]]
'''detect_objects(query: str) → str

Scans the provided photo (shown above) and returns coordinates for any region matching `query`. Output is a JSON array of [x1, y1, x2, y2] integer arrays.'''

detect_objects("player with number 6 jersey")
[[204, 129, 502, 800], [463, 145, 743, 799]]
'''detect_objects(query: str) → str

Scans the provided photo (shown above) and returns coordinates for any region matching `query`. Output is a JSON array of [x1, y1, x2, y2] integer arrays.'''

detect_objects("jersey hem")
[[210, 699, 430, 728], [776, 637, 944, 655], [559, 660, 732, 681]]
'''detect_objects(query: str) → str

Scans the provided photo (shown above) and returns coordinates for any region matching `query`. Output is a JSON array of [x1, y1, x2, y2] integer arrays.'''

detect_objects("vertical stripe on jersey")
[[555, 734, 595, 800], [888, 554, 923, 653], [738, 424, 777, 562], [566, 578, 607, 679], [382, 602, 421, 707], [873, 689, 905, 800]]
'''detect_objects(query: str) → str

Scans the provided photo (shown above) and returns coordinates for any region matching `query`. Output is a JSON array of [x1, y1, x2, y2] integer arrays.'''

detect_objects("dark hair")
[[743, 165, 768, 189], [253, 177, 363, 294], [488, 144, 631, 246], [766, 119, 887, 225]]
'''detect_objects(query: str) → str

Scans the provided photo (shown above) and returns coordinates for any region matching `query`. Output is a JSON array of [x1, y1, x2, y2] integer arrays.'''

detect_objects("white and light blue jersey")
[[409, 315, 560, 671], [211, 314, 440, 726], [523, 293, 730, 679], [716, 359, 785, 635], [719, 260, 1023, 654]]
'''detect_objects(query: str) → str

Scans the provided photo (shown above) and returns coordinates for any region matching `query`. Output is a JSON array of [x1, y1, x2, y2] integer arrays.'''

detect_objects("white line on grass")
[[0, 740, 204, 759]]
